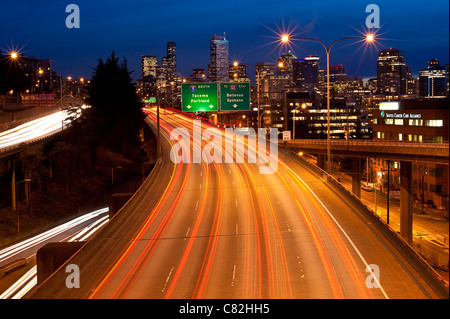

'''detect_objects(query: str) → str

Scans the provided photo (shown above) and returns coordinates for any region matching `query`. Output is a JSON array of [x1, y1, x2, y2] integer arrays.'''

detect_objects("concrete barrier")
[[287, 148, 449, 298], [109, 193, 134, 219], [36, 242, 85, 285]]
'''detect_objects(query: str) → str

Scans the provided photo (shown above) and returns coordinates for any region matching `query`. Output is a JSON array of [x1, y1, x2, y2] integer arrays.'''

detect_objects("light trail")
[[0, 106, 87, 152], [0, 207, 109, 299], [0, 207, 108, 264]]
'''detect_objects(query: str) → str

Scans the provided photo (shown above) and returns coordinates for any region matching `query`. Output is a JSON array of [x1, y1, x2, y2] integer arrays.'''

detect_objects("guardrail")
[[286, 148, 449, 297], [287, 139, 450, 149], [0, 258, 27, 278], [0, 130, 62, 156]]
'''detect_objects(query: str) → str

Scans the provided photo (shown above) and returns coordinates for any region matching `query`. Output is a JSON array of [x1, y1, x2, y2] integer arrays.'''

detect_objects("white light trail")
[[0, 106, 87, 152], [0, 207, 109, 299]]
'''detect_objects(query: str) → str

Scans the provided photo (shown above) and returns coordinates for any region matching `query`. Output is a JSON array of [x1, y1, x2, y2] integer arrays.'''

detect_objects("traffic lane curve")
[[279, 149, 445, 298], [24, 112, 446, 300], [159, 114, 377, 298], [23, 121, 179, 299], [151, 112, 425, 298]]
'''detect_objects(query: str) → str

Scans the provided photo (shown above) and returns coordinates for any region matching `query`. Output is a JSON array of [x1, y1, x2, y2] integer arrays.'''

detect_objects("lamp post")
[[16, 178, 31, 234], [281, 34, 374, 174]]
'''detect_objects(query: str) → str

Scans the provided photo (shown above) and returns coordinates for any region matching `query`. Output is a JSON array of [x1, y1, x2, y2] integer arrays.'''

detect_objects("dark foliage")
[[86, 51, 144, 152]]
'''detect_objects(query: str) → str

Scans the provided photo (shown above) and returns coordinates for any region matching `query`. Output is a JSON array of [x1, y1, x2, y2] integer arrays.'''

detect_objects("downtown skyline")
[[1, 0, 449, 82]]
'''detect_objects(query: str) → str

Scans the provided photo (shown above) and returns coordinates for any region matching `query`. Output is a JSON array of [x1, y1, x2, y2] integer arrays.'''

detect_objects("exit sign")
[[220, 82, 250, 111]]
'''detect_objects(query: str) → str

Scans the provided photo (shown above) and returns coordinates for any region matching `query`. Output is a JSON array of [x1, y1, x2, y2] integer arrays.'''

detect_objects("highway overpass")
[[285, 139, 449, 165]]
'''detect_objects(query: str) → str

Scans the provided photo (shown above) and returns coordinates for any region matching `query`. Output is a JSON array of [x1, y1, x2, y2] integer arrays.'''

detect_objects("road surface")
[[24, 110, 448, 299]]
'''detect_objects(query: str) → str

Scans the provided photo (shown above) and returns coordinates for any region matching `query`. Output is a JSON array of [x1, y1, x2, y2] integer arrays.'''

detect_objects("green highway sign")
[[182, 83, 218, 112], [144, 97, 156, 103], [220, 82, 250, 111]]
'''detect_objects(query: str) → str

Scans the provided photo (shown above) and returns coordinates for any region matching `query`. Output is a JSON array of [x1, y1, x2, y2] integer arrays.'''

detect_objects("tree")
[[86, 51, 144, 152]]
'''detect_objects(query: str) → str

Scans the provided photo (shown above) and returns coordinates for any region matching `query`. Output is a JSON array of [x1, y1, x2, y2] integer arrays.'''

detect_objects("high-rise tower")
[[419, 59, 447, 98], [376, 48, 407, 96], [162, 41, 176, 70], [208, 34, 229, 82]]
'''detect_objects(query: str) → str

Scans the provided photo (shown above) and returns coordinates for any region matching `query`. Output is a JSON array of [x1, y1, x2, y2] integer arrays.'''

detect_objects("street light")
[[281, 33, 375, 174], [16, 178, 31, 234]]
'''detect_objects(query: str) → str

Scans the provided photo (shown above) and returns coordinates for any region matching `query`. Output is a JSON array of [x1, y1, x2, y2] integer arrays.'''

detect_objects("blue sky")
[[1, 0, 448, 81]]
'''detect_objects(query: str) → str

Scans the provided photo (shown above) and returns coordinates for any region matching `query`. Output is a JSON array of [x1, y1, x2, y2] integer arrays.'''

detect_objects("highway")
[[24, 109, 448, 299], [0, 207, 109, 299], [0, 107, 85, 154]]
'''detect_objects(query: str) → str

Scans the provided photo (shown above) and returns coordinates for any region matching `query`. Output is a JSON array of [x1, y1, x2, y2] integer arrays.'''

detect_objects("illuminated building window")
[[384, 118, 394, 125], [394, 119, 403, 125], [409, 119, 423, 126], [424, 119, 443, 127]]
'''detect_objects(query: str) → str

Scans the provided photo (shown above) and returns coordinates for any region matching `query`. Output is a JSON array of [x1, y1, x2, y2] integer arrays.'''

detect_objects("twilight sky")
[[1, 0, 448, 82]]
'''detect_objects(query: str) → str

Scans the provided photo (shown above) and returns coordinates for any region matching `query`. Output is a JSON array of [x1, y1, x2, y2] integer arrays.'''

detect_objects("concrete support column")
[[317, 154, 325, 170], [352, 157, 361, 199], [400, 161, 413, 245]]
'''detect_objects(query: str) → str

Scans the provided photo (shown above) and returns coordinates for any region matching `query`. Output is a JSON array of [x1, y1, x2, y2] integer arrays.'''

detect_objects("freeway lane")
[[25, 110, 447, 299]]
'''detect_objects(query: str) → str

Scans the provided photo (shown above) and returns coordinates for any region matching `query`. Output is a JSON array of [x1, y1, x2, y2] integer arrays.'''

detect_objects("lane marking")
[[161, 267, 175, 293], [283, 163, 389, 299], [231, 264, 237, 287]]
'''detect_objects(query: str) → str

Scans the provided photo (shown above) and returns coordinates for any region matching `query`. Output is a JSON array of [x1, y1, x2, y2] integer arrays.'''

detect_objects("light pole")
[[16, 178, 31, 234], [281, 34, 374, 174]]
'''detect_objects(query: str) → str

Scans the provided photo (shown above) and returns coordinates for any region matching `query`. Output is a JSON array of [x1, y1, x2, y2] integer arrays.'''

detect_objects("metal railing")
[[286, 139, 449, 149]]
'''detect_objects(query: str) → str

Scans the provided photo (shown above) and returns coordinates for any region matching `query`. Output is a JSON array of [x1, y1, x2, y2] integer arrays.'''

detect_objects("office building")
[[17, 56, 53, 94], [255, 62, 275, 99], [208, 34, 229, 82], [277, 51, 297, 85], [372, 99, 449, 211], [419, 59, 447, 99], [376, 48, 408, 96], [141, 55, 158, 100], [162, 41, 176, 70], [292, 55, 321, 93], [229, 62, 249, 82], [141, 55, 158, 78]]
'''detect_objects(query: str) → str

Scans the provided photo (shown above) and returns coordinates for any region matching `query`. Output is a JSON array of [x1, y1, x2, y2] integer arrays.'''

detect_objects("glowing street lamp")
[[10, 52, 18, 59], [281, 33, 375, 173]]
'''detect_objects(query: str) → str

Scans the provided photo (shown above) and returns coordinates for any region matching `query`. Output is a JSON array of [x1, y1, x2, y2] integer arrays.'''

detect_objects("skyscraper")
[[229, 62, 249, 82], [162, 41, 176, 70], [141, 55, 158, 99], [292, 55, 321, 93], [208, 34, 229, 82], [141, 55, 158, 78], [419, 59, 447, 98], [376, 48, 407, 96]]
